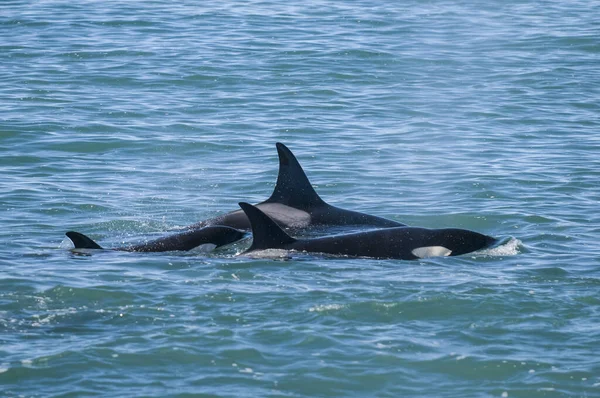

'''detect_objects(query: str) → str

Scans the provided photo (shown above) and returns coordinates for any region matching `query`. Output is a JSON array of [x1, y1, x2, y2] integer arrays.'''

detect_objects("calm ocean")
[[1, 1, 599, 397]]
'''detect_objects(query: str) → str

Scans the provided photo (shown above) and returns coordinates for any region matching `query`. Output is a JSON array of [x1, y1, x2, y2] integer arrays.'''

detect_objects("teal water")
[[2, 1, 599, 397]]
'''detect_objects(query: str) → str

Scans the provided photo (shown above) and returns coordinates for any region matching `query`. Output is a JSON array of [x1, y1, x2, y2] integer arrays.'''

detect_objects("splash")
[[189, 243, 217, 253], [244, 249, 292, 260], [309, 304, 344, 312], [481, 237, 522, 257], [59, 237, 75, 250]]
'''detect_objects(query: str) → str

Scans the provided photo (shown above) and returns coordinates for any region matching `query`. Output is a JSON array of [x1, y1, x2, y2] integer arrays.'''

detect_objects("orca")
[[239, 202, 497, 260], [65, 226, 245, 252], [187, 143, 404, 232]]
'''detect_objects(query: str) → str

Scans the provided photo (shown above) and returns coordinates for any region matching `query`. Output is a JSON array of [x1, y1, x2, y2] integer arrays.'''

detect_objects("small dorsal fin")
[[264, 143, 326, 208], [238, 202, 296, 251], [65, 231, 104, 250]]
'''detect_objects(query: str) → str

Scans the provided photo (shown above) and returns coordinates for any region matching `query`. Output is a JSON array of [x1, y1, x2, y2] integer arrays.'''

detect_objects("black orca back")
[[126, 226, 245, 252]]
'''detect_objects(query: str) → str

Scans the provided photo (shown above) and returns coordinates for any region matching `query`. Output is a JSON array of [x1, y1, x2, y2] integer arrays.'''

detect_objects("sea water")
[[1, 1, 599, 397]]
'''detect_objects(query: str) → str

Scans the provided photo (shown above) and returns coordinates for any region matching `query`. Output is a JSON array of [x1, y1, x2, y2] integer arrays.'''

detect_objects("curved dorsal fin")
[[264, 143, 326, 208], [239, 202, 296, 251], [65, 231, 104, 249]]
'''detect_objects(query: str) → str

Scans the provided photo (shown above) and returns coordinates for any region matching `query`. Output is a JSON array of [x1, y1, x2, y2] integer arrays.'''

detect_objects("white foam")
[[244, 249, 291, 260], [59, 237, 75, 249], [190, 243, 217, 253], [481, 237, 522, 257], [309, 304, 344, 312]]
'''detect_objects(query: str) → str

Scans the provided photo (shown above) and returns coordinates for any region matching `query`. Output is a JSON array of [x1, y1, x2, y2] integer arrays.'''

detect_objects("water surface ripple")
[[1, 1, 599, 397]]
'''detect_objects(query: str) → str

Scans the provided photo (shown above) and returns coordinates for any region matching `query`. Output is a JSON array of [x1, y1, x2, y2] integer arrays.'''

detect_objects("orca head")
[[439, 229, 497, 256]]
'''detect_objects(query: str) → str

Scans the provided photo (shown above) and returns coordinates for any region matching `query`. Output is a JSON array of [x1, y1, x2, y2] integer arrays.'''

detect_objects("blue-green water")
[[2, 1, 599, 396]]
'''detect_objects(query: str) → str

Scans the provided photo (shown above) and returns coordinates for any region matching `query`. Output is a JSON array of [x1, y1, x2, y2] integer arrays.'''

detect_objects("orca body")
[[239, 203, 497, 260], [66, 226, 245, 253], [187, 143, 404, 232]]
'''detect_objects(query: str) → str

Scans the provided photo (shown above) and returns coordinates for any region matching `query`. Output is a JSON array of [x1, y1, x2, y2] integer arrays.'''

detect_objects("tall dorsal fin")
[[66, 231, 104, 249], [238, 202, 296, 251], [264, 143, 326, 208]]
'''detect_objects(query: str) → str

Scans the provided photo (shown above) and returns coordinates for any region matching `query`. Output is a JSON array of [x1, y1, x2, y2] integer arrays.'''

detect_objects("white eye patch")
[[411, 246, 452, 258]]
